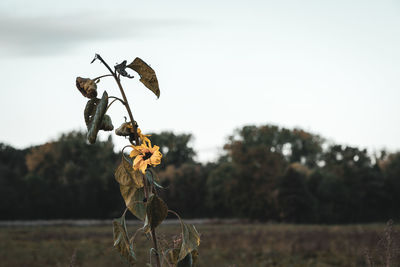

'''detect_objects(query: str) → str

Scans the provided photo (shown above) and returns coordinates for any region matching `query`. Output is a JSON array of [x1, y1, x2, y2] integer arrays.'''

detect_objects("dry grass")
[[0, 222, 398, 267]]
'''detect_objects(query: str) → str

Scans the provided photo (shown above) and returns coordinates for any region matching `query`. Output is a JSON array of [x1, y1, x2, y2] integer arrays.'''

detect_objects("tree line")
[[0, 125, 399, 223]]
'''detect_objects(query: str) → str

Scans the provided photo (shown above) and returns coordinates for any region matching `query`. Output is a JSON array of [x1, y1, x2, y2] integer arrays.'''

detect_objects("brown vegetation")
[[0, 223, 398, 267]]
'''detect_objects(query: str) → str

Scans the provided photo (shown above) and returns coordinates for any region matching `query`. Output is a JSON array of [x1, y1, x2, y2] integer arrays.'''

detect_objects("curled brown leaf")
[[127, 58, 160, 98], [76, 77, 98, 98]]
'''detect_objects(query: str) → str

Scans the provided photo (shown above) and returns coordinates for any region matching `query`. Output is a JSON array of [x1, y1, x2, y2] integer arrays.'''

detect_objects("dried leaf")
[[115, 162, 134, 186], [120, 186, 146, 221], [178, 223, 200, 261], [101, 115, 114, 131], [123, 157, 144, 188], [167, 248, 180, 265], [84, 98, 113, 133], [87, 91, 108, 144], [146, 195, 168, 230], [76, 77, 98, 98], [84, 98, 99, 127], [127, 58, 160, 98], [115, 122, 134, 137], [113, 214, 136, 265]]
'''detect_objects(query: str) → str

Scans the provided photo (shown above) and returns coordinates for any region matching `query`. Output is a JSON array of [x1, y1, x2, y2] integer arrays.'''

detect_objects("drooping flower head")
[[129, 137, 162, 174]]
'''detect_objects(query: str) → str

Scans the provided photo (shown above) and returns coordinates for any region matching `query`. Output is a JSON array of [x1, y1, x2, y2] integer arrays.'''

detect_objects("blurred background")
[[1, 0, 400, 266]]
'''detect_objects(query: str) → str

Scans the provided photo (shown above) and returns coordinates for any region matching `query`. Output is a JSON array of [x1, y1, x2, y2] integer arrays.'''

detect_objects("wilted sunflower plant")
[[75, 54, 200, 267]]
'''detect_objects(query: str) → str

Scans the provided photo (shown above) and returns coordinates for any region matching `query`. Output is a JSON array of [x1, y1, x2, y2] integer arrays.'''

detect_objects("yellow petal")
[[130, 149, 141, 158], [139, 161, 148, 174], [150, 151, 162, 166], [141, 136, 151, 146], [133, 155, 143, 170]]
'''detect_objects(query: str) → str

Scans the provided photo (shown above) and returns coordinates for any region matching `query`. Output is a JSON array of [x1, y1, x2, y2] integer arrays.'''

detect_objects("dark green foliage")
[[146, 194, 168, 229], [159, 163, 208, 218], [231, 125, 323, 168], [0, 132, 121, 219], [0, 144, 28, 218], [1, 124, 400, 223], [380, 152, 400, 221], [206, 162, 236, 217], [277, 164, 317, 223]]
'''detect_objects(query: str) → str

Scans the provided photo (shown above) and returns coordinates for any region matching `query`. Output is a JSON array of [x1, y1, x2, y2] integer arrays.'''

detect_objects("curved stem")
[[130, 226, 144, 246], [106, 96, 126, 112], [106, 98, 121, 112], [168, 210, 182, 221], [93, 74, 113, 81], [108, 96, 126, 104], [121, 146, 133, 162]]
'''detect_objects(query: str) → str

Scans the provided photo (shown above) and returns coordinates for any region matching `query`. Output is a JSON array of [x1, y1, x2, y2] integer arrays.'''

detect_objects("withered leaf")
[[84, 98, 99, 127], [76, 77, 98, 98], [115, 122, 134, 137], [120, 185, 146, 221], [167, 248, 181, 265], [101, 115, 114, 131], [178, 223, 200, 261], [127, 58, 160, 98], [166, 222, 200, 266], [146, 195, 168, 230], [113, 214, 136, 265], [84, 98, 114, 132], [87, 91, 112, 144], [115, 162, 134, 186], [115, 157, 144, 188]]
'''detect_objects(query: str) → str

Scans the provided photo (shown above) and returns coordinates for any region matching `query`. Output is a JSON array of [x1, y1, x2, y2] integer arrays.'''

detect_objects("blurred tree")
[[233, 125, 324, 168], [206, 161, 236, 218], [158, 163, 207, 218], [277, 163, 317, 223], [0, 126, 398, 223], [23, 131, 121, 219], [319, 145, 387, 223], [221, 125, 289, 220], [0, 144, 28, 219], [379, 152, 400, 221]]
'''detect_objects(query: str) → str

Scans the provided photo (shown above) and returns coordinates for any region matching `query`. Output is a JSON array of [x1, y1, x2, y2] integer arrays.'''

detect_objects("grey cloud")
[[0, 14, 193, 57]]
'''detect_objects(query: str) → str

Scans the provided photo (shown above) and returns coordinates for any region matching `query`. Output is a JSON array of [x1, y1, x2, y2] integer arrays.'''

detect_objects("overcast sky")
[[0, 0, 399, 162]]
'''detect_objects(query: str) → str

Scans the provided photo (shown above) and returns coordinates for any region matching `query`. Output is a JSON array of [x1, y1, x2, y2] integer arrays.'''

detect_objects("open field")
[[0, 222, 399, 267]]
